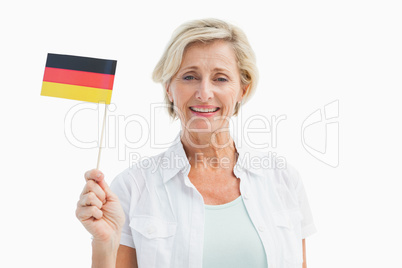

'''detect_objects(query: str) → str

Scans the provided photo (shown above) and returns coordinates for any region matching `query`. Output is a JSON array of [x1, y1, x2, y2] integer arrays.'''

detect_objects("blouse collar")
[[162, 130, 264, 184]]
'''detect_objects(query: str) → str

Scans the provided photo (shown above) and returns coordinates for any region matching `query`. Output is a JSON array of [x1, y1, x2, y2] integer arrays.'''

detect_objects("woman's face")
[[167, 40, 247, 135]]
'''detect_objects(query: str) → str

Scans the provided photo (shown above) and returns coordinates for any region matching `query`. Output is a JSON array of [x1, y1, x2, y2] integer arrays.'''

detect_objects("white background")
[[1, 0, 401, 267]]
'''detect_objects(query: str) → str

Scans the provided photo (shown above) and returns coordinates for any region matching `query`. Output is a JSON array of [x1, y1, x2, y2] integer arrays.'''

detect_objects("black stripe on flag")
[[45, 53, 117, 75]]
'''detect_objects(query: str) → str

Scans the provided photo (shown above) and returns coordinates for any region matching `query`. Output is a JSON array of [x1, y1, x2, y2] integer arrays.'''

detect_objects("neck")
[[180, 130, 238, 170]]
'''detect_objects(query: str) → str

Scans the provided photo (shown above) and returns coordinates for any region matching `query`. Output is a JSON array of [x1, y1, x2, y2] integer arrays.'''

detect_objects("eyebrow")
[[181, 66, 232, 73]]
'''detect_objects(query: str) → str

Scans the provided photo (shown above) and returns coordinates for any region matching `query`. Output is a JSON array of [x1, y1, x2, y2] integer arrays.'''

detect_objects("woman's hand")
[[76, 169, 125, 243]]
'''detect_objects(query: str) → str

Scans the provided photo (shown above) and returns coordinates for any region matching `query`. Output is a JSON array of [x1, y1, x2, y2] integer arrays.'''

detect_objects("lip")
[[189, 106, 220, 117]]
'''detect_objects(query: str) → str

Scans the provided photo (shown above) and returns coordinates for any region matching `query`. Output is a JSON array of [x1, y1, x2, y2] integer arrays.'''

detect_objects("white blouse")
[[110, 131, 318, 268]]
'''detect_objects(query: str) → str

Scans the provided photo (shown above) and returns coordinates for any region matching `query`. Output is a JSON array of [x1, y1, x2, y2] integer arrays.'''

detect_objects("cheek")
[[171, 84, 189, 103], [221, 87, 240, 105], [171, 91, 192, 114], [173, 92, 192, 106]]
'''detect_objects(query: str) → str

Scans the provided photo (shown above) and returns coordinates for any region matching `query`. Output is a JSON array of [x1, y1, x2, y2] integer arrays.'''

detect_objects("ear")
[[239, 84, 249, 102], [165, 83, 173, 103]]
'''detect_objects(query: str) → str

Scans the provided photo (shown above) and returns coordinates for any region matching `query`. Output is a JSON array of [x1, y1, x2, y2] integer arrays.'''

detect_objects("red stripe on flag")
[[43, 67, 115, 90]]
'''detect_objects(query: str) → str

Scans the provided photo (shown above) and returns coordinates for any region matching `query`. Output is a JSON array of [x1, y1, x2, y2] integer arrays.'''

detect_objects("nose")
[[195, 79, 214, 102]]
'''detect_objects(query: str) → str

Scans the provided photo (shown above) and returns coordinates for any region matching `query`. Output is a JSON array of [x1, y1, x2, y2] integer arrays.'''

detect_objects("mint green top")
[[203, 195, 268, 268]]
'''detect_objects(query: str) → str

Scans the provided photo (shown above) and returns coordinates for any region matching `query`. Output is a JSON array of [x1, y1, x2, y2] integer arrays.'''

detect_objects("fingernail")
[[97, 173, 102, 178]]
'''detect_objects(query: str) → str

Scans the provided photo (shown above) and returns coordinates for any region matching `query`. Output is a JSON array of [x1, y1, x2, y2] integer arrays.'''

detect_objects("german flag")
[[41, 53, 117, 104]]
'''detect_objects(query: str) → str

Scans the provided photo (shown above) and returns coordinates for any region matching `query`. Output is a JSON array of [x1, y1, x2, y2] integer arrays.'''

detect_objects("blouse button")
[[258, 226, 265, 232], [243, 192, 250, 199]]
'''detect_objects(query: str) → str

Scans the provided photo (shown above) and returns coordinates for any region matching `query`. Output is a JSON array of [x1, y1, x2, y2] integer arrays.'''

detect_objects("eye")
[[217, 77, 228, 82], [183, 75, 195, 80]]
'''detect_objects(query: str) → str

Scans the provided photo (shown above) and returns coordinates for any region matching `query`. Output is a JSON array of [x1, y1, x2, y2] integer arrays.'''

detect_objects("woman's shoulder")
[[239, 146, 301, 188], [110, 147, 177, 193]]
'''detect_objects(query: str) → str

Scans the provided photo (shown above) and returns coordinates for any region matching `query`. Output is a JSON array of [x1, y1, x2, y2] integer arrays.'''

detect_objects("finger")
[[78, 192, 103, 209], [96, 177, 117, 202], [76, 206, 103, 221], [80, 179, 106, 202], [83, 169, 117, 203], [84, 169, 104, 183]]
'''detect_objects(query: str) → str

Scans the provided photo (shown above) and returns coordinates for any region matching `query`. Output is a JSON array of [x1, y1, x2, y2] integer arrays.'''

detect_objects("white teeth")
[[190, 107, 219, 113]]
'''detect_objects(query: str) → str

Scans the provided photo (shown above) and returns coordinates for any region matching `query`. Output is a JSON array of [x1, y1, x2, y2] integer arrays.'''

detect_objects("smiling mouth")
[[189, 107, 220, 113]]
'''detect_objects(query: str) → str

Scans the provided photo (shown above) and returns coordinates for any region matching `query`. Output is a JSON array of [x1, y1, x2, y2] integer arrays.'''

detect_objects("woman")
[[76, 18, 317, 268]]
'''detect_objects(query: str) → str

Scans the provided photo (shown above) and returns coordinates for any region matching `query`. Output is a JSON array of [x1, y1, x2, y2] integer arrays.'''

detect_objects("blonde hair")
[[152, 18, 259, 120]]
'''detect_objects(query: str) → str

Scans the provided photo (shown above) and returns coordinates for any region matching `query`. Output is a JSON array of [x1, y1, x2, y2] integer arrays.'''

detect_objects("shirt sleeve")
[[288, 165, 318, 239], [110, 170, 136, 249]]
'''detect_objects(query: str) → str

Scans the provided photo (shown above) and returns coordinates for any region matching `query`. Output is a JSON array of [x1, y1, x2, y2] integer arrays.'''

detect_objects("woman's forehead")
[[181, 41, 237, 71]]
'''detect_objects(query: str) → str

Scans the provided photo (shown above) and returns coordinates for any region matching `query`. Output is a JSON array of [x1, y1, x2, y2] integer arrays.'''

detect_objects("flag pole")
[[96, 104, 108, 170]]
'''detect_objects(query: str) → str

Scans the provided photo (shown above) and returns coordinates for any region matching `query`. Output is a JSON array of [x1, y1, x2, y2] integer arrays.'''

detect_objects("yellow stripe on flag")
[[41, 81, 112, 104]]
